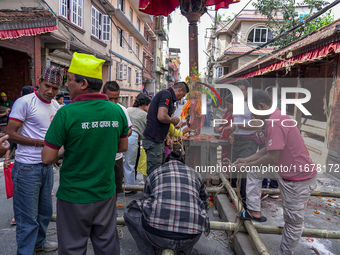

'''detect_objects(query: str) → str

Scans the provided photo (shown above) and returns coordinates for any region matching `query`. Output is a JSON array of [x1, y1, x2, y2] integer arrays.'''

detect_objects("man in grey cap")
[[7, 66, 62, 254]]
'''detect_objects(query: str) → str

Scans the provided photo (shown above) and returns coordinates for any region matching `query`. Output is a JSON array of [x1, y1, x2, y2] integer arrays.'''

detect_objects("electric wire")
[[223, 0, 340, 63]]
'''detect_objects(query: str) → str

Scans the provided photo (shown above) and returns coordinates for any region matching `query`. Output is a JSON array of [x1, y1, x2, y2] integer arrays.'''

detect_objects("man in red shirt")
[[234, 89, 317, 255]]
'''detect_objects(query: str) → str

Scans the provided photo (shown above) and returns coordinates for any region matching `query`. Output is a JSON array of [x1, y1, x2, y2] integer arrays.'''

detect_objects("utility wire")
[[223, 0, 340, 63]]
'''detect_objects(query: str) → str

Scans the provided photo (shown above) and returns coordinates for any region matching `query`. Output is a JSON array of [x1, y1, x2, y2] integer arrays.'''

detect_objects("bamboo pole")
[[115, 217, 340, 239], [219, 173, 270, 255], [123, 185, 340, 198], [50, 215, 340, 239]]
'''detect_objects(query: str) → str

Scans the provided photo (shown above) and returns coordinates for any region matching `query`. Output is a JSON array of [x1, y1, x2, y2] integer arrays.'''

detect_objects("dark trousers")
[[57, 196, 119, 255], [231, 135, 258, 209], [124, 200, 201, 255], [142, 139, 165, 176]]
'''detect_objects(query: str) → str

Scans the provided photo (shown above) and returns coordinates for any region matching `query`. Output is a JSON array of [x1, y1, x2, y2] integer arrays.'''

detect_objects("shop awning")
[[0, 8, 57, 40]]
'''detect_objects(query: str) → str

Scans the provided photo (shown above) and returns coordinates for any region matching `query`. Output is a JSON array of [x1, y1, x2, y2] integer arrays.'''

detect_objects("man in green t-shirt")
[[0, 92, 13, 108], [0, 92, 13, 123], [42, 52, 129, 255]]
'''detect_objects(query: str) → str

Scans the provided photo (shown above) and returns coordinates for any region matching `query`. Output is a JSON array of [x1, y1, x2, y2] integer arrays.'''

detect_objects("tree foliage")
[[253, 0, 334, 48]]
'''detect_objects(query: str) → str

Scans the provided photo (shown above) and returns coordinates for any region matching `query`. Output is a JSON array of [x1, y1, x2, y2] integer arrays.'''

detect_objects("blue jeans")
[[12, 161, 54, 255], [142, 139, 165, 176], [124, 131, 139, 185]]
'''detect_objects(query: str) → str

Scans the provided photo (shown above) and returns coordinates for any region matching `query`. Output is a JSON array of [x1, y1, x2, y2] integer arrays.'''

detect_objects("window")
[[60, 0, 83, 27], [117, 27, 123, 47], [247, 27, 273, 43], [118, 0, 125, 12], [123, 31, 129, 47], [128, 36, 133, 52], [135, 70, 141, 84], [129, 8, 133, 22], [91, 6, 110, 41], [137, 18, 141, 32], [116, 62, 127, 80], [136, 43, 140, 58], [216, 66, 229, 79], [158, 38, 162, 49], [128, 67, 131, 83], [157, 57, 160, 67]]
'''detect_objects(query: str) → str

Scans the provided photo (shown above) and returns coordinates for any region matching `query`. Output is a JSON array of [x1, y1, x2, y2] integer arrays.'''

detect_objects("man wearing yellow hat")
[[42, 52, 129, 255], [7, 65, 62, 254], [0, 92, 13, 107], [0, 92, 13, 123]]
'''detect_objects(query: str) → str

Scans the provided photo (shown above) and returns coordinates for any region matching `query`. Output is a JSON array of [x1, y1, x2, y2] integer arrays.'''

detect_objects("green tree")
[[253, 0, 333, 48]]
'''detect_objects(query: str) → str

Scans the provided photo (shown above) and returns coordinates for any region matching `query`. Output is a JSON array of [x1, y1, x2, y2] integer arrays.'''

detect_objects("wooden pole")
[[123, 185, 340, 198], [219, 173, 270, 255], [50, 215, 340, 239], [114, 217, 340, 239]]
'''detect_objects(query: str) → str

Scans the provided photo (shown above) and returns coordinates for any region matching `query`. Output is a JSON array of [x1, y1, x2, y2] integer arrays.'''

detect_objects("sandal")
[[240, 210, 267, 222], [10, 218, 16, 225]]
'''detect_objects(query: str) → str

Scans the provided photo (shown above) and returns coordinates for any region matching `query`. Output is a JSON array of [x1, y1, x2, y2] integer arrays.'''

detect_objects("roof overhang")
[[0, 8, 57, 39], [114, 9, 148, 45], [98, 0, 115, 15]]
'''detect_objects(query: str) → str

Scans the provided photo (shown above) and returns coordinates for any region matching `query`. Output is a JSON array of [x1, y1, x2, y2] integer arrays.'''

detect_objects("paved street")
[[0, 161, 234, 255], [0, 104, 339, 254]]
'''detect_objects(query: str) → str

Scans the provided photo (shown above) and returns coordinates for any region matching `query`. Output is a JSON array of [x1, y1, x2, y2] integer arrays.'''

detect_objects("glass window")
[[136, 43, 140, 58], [137, 18, 141, 32], [129, 36, 133, 52], [128, 67, 131, 83], [118, 0, 125, 12], [129, 8, 133, 22], [247, 27, 272, 43], [60, 0, 82, 27], [117, 27, 123, 47], [92, 6, 110, 41]]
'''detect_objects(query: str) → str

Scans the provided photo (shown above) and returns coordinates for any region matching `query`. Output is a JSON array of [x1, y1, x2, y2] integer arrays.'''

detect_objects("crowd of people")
[[0, 52, 318, 255]]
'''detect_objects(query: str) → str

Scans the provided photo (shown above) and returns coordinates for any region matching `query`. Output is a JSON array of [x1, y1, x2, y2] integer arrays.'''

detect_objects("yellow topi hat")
[[68, 52, 105, 80], [1, 92, 6, 97]]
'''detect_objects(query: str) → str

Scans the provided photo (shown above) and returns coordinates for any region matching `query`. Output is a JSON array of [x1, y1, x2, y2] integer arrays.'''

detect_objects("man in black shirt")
[[143, 82, 189, 175]]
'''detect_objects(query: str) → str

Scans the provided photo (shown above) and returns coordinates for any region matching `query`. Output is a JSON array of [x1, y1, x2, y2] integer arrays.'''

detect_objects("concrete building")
[[142, 20, 156, 97], [109, 0, 150, 107], [206, 9, 283, 84], [168, 48, 181, 85], [216, 19, 340, 168], [0, 0, 114, 99]]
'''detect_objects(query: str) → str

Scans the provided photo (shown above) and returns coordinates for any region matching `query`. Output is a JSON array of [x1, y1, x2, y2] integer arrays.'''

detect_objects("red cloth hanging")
[[139, 0, 240, 16], [0, 25, 57, 40]]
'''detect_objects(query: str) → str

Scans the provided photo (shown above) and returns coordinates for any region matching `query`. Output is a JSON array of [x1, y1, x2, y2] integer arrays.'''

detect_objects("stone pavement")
[[0, 165, 234, 255]]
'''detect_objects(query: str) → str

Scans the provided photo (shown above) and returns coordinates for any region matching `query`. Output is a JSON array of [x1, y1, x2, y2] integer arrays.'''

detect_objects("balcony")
[[114, 9, 148, 45], [155, 28, 168, 41]]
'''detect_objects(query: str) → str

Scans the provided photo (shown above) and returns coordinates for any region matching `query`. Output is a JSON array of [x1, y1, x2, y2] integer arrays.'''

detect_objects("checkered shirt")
[[141, 160, 210, 235]]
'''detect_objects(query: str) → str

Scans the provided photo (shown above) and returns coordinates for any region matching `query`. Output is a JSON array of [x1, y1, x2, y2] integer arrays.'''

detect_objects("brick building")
[[0, 8, 57, 101], [216, 19, 340, 168]]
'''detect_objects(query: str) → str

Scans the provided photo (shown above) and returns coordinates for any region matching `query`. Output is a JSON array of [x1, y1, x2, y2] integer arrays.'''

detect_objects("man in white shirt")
[[7, 66, 62, 254], [102, 81, 132, 196]]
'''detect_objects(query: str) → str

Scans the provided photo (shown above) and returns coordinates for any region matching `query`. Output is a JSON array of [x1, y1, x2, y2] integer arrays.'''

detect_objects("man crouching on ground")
[[42, 52, 129, 255], [124, 150, 210, 255]]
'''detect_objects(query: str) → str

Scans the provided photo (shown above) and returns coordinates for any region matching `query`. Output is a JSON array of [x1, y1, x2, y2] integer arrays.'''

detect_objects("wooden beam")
[[219, 173, 270, 255], [123, 185, 340, 198]]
